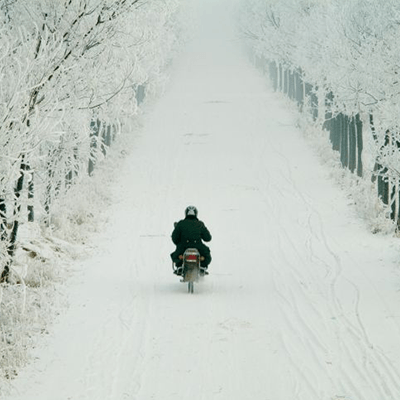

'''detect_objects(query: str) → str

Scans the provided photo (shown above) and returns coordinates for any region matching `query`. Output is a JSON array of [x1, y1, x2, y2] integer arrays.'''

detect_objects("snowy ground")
[[5, 1, 400, 399]]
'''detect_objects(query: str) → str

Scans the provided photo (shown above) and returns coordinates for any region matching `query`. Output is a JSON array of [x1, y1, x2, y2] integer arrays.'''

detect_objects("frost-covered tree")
[[240, 0, 400, 228], [0, 0, 182, 281], [0, 0, 183, 390]]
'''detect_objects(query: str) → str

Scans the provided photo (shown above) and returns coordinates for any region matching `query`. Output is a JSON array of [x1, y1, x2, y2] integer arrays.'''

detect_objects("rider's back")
[[172, 216, 211, 245]]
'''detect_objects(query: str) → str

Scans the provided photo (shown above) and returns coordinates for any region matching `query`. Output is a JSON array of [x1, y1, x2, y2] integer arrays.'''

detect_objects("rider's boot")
[[200, 266, 209, 276], [174, 266, 183, 276]]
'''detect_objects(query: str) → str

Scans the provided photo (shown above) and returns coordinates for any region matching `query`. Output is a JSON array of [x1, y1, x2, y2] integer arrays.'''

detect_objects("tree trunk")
[[0, 197, 6, 241], [9, 159, 26, 256], [27, 165, 34, 222], [44, 157, 54, 227], [0, 197, 8, 283], [340, 114, 349, 169], [356, 114, 363, 177], [348, 117, 357, 173], [1, 157, 26, 282], [88, 119, 100, 176]]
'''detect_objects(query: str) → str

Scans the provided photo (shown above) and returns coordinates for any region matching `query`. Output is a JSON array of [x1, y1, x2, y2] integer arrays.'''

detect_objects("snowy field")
[[4, 0, 400, 399]]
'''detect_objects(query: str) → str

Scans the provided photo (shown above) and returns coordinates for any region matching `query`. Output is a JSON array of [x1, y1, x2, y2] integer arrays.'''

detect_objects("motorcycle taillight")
[[186, 254, 198, 261]]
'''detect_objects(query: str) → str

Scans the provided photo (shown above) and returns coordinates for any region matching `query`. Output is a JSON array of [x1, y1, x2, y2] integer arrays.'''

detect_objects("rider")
[[170, 206, 212, 275]]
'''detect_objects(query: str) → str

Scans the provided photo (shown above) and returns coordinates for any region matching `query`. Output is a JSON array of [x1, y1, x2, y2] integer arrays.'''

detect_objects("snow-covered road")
[[6, 1, 400, 399]]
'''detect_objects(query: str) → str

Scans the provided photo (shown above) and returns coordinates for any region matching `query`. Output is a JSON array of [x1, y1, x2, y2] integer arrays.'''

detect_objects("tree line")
[[0, 0, 182, 282], [241, 0, 400, 229]]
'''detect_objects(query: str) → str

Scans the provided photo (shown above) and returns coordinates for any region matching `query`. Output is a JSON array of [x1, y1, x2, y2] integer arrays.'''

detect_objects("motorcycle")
[[173, 248, 206, 293]]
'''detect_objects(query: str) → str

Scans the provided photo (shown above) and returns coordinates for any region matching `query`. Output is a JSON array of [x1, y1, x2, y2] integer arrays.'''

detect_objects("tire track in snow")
[[254, 136, 338, 397], [256, 136, 400, 399], [77, 184, 155, 399], [289, 176, 400, 399]]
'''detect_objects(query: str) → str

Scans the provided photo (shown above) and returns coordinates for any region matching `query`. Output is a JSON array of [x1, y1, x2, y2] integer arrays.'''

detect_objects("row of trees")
[[0, 0, 182, 281], [240, 0, 400, 228]]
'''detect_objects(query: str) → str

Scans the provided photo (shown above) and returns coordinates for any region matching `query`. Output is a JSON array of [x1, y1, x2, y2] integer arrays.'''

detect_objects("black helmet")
[[185, 205, 198, 217]]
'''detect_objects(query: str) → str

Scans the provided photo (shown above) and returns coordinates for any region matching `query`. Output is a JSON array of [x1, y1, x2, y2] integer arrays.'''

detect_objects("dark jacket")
[[172, 216, 212, 246]]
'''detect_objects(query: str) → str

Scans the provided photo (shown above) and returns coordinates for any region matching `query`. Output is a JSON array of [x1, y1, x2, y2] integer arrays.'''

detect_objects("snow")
[[4, 0, 400, 399]]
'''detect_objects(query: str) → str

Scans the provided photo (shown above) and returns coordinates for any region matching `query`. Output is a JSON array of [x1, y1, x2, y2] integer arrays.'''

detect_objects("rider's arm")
[[201, 222, 212, 242], [171, 222, 181, 245]]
